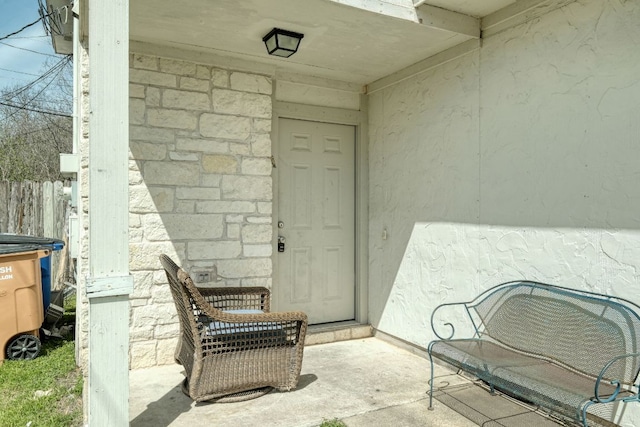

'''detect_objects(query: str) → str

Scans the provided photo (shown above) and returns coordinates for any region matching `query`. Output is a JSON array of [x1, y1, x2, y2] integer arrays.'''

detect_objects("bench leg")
[[581, 401, 593, 427], [428, 348, 435, 410]]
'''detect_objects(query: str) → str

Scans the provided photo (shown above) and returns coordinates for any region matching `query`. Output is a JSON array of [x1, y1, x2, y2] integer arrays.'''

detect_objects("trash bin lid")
[[0, 234, 64, 252], [0, 243, 45, 255]]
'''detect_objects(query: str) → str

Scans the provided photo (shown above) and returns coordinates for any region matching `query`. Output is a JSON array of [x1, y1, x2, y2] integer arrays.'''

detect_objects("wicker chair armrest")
[[197, 309, 308, 347], [595, 352, 640, 403], [430, 301, 474, 340], [213, 309, 307, 325], [197, 286, 271, 312]]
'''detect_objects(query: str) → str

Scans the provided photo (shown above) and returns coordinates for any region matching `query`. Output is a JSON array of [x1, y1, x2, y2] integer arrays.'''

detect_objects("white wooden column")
[[87, 0, 132, 426]]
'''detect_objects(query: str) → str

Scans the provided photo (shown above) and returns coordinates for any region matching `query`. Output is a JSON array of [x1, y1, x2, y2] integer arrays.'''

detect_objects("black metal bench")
[[428, 281, 640, 426]]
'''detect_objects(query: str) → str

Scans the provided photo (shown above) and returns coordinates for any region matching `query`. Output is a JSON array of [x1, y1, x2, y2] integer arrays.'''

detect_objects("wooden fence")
[[0, 180, 73, 291]]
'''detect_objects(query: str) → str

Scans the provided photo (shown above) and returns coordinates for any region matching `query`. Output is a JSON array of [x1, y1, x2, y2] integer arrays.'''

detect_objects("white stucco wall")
[[369, 1, 640, 423]]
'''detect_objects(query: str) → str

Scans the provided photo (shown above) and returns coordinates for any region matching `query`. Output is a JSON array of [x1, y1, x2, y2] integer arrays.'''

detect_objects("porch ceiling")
[[129, 0, 515, 85]]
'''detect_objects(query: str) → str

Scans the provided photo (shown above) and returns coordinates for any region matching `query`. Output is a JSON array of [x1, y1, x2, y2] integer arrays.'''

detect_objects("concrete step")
[[305, 321, 372, 345]]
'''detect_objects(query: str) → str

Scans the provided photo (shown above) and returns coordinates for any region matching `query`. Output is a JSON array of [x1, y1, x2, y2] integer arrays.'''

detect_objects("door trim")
[[272, 99, 369, 325]]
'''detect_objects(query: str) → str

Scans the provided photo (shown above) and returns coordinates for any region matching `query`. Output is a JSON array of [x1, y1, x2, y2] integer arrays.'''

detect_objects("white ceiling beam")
[[482, 0, 577, 37], [415, 4, 480, 38], [328, 0, 479, 38]]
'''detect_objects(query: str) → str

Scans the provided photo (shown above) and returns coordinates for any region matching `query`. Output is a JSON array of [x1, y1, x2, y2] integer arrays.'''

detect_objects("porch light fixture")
[[262, 28, 304, 58]]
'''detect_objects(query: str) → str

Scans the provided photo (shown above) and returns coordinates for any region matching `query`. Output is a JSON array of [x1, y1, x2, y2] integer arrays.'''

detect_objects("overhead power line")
[[0, 67, 40, 77], [0, 100, 72, 118], [0, 40, 60, 57], [0, 16, 46, 42]]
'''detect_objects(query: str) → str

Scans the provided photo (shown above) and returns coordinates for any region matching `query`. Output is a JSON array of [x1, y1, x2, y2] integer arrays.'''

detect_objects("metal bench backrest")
[[471, 281, 640, 385]]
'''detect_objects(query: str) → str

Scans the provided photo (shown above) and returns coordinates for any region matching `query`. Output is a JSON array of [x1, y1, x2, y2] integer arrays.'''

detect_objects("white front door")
[[277, 118, 355, 324]]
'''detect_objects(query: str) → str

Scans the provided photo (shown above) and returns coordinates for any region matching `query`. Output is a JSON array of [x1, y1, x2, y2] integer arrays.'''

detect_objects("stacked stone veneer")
[[127, 53, 274, 368]]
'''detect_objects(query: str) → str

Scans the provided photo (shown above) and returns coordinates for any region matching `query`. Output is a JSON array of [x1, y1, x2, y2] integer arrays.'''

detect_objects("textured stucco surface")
[[368, 1, 640, 423]]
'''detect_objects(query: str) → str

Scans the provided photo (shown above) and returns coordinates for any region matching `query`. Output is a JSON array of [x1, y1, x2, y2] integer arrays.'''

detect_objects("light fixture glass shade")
[[262, 28, 304, 58]]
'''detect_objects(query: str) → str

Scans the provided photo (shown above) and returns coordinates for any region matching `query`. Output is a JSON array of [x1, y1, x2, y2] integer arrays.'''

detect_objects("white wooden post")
[[87, 0, 132, 425]]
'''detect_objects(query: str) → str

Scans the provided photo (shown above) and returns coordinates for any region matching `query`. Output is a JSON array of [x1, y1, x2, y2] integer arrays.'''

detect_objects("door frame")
[[272, 99, 369, 325]]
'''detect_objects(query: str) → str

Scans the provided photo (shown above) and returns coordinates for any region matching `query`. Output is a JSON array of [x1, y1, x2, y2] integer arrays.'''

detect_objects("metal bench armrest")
[[595, 352, 640, 403], [430, 301, 475, 340]]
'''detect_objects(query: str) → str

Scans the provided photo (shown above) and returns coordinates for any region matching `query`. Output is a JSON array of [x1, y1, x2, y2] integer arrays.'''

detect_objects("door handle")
[[278, 236, 285, 252]]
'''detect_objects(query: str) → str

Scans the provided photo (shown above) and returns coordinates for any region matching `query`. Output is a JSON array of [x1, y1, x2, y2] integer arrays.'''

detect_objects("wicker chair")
[[159, 254, 308, 402]]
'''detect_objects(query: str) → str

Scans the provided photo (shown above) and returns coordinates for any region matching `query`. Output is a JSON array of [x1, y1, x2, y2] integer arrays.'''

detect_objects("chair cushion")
[[200, 310, 288, 354], [205, 309, 282, 335]]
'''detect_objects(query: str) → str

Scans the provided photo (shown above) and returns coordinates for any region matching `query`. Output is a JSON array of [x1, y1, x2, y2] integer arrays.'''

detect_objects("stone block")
[[230, 72, 272, 94], [132, 54, 158, 70], [244, 244, 272, 257], [246, 216, 271, 224], [175, 201, 195, 213], [229, 142, 250, 156], [176, 137, 228, 154], [177, 187, 221, 200], [143, 161, 199, 186], [130, 126, 175, 143], [130, 241, 185, 271], [242, 158, 272, 175], [200, 114, 251, 141], [160, 58, 196, 76], [130, 325, 154, 342], [129, 185, 174, 213], [202, 154, 238, 174], [227, 224, 240, 239], [257, 202, 272, 214], [156, 338, 179, 365], [130, 98, 145, 125], [130, 341, 157, 369], [145, 87, 160, 107], [151, 284, 173, 304], [241, 277, 271, 288], [212, 68, 229, 87], [221, 176, 272, 200], [168, 151, 199, 161], [147, 109, 197, 130], [142, 213, 224, 241], [251, 134, 272, 157], [226, 214, 244, 223], [242, 224, 272, 243], [253, 118, 272, 133], [180, 77, 210, 92], [216, 258, 272, 278], [196, 65, 210, 80], [129, 169, 143, 185], [212, 89, 271, 118], [163, 89, 210, 111], [130, 68, 176, 87], [130, 84, 145, 98], [130, 270, 154, 299], [200, 174, 222, 187], [130, 213, 142, 228], [188, 240, 242, 260], [130, 141, 166, 161], [155, 323, 179, 340], [196, 201, 255, 213]]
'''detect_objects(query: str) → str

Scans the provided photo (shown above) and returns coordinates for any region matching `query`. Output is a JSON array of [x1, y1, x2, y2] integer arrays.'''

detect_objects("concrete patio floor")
[[129, 337, 563, 427]]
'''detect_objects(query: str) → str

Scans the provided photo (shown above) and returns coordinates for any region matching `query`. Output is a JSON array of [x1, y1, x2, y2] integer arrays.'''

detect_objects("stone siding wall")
[[127, 54, 274, 368]]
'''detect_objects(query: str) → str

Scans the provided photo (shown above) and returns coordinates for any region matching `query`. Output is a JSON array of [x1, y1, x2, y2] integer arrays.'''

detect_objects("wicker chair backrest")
[[159, 254, 198, 354], [472, 281, 640, 384]]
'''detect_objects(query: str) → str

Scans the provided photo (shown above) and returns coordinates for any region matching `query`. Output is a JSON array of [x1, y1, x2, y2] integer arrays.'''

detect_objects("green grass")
[[320, 419, 347, 427], [0, 298, 82, 427]]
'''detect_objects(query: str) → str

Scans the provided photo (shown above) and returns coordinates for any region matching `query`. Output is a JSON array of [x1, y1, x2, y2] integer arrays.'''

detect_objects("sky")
[[0, 0, 62, 92]]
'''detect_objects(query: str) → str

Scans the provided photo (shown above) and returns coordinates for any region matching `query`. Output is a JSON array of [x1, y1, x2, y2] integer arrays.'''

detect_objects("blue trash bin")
[[0, 234, 65, 314]]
